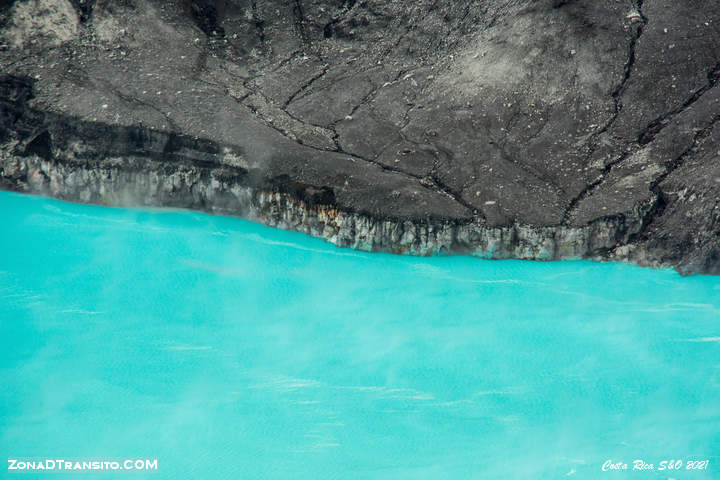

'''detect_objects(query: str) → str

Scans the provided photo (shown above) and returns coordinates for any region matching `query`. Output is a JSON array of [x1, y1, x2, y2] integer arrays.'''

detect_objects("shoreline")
[[1, 153, 666, 272]]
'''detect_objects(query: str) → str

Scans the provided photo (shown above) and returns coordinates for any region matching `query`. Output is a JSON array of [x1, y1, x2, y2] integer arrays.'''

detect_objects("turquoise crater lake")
[[1, 191, 719, 479]]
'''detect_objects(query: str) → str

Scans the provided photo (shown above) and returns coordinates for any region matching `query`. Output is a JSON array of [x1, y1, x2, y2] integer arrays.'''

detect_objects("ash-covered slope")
[[1, 0, 719, 273]]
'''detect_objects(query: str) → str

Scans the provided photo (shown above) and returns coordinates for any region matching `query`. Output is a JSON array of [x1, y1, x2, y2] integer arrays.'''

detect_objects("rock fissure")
[[282, 65, 328, 109], [583, 0, 647, 158], [638, 62, 720, 146]]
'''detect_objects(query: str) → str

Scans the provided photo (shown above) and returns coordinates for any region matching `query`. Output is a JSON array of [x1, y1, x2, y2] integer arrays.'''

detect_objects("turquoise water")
[[1, 191, 719, 479]]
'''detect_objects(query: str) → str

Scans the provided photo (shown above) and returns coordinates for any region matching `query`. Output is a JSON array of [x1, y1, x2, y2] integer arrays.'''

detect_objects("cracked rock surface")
[[1, 0, 719, 274]]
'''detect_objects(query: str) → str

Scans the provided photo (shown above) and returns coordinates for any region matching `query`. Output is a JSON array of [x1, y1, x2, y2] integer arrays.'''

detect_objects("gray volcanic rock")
[[1, 0, 719, 274]]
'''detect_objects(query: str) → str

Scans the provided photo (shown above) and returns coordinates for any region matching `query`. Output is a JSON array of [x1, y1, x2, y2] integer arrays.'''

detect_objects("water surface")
[[1, 191, 719, 479]]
